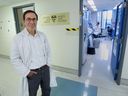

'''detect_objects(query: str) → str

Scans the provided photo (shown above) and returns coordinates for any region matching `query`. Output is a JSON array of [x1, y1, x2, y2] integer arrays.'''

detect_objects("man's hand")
[[27, 71, 37, 78]]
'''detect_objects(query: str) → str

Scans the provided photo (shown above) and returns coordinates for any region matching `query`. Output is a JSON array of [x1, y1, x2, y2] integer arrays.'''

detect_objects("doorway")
[[13, 3, 35, 33]]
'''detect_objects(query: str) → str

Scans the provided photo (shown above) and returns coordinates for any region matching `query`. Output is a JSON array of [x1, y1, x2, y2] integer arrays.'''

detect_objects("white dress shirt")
[[26, 31, 47, 69]]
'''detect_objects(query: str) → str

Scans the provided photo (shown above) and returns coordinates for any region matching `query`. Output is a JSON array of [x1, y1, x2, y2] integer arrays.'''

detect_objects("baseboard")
[[0, 54, 78, 75], [51, 65, 78, 75], [121, 78, 128, 86], [0, 54, 9, 59]]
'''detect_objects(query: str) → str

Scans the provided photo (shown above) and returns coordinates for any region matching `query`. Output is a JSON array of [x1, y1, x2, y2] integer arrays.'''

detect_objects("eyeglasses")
[[25, 18, 37, 22]]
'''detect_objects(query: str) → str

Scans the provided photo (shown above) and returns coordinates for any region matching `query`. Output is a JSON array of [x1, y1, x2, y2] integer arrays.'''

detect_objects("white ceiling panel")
[[84, 0, 123, 11], [94, 0, 123, 11]]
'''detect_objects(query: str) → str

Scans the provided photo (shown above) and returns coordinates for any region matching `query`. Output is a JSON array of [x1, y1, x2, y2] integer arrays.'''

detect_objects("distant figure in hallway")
[[107, 26, 113, 38], [11, 10, 57, 96], [94, 22, 101, 35]]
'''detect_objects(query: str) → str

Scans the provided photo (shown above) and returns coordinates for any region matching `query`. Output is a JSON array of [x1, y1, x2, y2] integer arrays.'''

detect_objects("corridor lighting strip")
[[87, 0, 97, 11]]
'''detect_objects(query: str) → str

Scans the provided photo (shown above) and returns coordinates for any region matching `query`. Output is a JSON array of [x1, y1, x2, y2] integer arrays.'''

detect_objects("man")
[[94, 22, 101, 35], [11, 10, 55, 96]]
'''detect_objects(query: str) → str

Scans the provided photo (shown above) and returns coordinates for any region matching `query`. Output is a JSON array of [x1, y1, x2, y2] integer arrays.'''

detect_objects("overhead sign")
[[42, 12, 69, 25]]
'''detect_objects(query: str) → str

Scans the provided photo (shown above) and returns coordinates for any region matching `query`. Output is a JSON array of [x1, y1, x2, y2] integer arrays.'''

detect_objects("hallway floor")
[[54, 38, 128, 96], [0, 38, 128, 96]]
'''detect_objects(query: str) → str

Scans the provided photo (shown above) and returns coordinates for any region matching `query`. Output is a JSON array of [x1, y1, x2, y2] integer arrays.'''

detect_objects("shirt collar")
[[24, 28, 39, 37]]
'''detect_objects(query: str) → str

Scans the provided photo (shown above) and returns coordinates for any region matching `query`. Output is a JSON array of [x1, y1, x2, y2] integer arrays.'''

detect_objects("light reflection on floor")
[[100, 43, 109, 61]]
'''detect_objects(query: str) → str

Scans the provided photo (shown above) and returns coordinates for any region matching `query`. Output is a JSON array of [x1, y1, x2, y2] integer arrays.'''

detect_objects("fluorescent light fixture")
[[87, 0, 97, 11], [119, 4, 122, 8], [113, 3, 123, 9], [88, 0, 95, 6], [113, 5, 117, 9]]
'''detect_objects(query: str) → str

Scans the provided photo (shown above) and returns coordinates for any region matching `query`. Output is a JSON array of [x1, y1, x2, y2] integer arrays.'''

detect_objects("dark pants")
[[27, 65, 51, 96]]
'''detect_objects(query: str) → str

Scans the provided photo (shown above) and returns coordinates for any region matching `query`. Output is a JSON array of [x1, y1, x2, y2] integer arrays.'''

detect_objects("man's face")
[[24, 12, 37, 32]]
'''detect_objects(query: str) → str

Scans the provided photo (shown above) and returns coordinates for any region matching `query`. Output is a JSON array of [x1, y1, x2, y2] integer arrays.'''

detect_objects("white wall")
[[36, 0, 80, 70], [0, 0, 80, 70], [0, 7, 16, 56], [0, 0, 80, 95], [121, 35, 128, 80], [121, 10, 128, 81]]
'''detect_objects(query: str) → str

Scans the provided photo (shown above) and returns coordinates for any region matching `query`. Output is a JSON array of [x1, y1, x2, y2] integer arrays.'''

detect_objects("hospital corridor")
[[0, 0, 128, 96]]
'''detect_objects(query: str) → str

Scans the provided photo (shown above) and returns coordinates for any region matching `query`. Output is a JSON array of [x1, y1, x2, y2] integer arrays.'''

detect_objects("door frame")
[[13, 3, 35, 33], [111, 1, 128, 85], [78, 0, 84, 76], [116, 1, 128, 84]]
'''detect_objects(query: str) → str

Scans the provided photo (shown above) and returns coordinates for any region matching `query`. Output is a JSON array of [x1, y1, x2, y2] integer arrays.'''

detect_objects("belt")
[[31, 65, 48, 71]]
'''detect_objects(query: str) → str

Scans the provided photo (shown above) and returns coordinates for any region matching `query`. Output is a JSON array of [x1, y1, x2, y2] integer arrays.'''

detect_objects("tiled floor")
[[54, 38, 128, 96]]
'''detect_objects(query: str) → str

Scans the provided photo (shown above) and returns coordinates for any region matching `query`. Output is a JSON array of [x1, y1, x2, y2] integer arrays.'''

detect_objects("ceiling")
[[84, 0, 123, 11], [94, 0, 123, 11]]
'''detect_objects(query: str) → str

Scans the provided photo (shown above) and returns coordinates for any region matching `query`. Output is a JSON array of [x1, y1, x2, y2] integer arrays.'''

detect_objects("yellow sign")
[[42, 12, 69, 25]]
